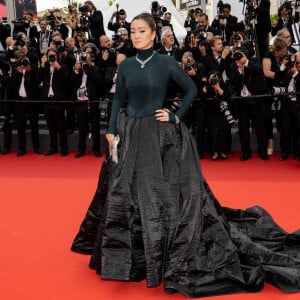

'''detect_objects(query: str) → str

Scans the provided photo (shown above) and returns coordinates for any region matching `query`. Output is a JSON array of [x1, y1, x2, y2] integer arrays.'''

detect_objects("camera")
[[79, 15, 90, 31], [271, 86, 287, 96], [54, 40, 65, 52], [209, 74, 219, 86], [12, 17, 29, 27], [79, 5, 89, 13], [13, 34, 26, 47], [81, 62, 90, 72], [48, 55, 56, 63], [19, 57, 30, 67], [183, 59, 193, 72], [219, 101, 236, 124], [112, 33, 122, 43], [196, 31, 208, 47], [151, 1, 167, 21]]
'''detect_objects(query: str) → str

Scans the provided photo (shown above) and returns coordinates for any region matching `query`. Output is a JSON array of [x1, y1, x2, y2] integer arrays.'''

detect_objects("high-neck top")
[[107, 47, 197, 134], [136, 47, 155, 60]]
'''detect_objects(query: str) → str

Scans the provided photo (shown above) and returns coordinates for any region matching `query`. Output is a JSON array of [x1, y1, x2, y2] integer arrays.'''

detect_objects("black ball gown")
[[71, 48, 300, 298]]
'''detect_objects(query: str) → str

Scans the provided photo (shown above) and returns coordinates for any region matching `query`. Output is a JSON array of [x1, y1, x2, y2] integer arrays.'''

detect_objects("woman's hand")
[[155, 108, 170, 122], [106, 133, 115, 148]]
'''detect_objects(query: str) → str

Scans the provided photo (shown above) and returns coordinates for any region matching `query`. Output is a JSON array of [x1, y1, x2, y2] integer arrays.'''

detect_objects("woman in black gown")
[[71, 13, 300, 298]]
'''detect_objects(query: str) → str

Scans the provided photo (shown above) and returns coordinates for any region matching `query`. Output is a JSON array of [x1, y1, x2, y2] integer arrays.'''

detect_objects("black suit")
[[9, 65, 40, 152], [254, 0, 271, 59], [211, 15, 238, 45], [0, 23, 11, 50], [36, 63, 69, 152], [229, 58, 270, 155], [107, 20, 130, 35], [88, 10, 106, 47], [279, 71, 300, 156], [71, 65, 103, 154]]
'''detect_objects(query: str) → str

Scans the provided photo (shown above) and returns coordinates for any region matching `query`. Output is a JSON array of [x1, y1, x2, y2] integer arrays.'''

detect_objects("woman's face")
[[130, 19, 156, 50]]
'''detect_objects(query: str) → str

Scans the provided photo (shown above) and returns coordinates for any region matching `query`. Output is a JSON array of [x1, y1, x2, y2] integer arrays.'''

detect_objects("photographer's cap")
[[119, 9, 126, 15]]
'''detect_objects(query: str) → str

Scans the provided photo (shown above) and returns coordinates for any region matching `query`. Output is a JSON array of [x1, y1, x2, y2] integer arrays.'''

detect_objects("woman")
[[71, 13, 300, 298], [263, 37, 289, 155]]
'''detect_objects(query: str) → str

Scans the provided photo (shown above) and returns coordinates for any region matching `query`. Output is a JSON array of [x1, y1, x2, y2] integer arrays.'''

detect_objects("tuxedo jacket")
[[36, 63, 69, 100]]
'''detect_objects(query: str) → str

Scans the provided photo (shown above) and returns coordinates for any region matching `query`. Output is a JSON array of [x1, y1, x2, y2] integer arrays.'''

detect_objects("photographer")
[[36, 48, 69, 156], [181, 51, 206, 158], [111, 28, 136, 58], [202, 70, 232, 160], [253, 0, 271, 59], [211, 2, 238, 45], [229, 50, 269, 161], [0, 16, 11, 52], [45, 9, 69, 41], [37, 18, 52, 62], [194, 13, 219, 37], [263, 37, 289, 155], [6, 32, 38, 67], [108, 8, 130, 35], [184, 9, 198, 32], [203, 35, 232, 78], [156, 28, 183, 62], [67, 5, 81, 37], [277, 53, 300, 161], [71, 43, 102, 158], [82, 1, 106, 48], [8, 49, 42, 156], [271, 3, 298, 43]]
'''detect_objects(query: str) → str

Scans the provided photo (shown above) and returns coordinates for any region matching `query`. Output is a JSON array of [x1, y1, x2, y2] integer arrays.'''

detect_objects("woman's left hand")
[[155, 108, 170, 122]]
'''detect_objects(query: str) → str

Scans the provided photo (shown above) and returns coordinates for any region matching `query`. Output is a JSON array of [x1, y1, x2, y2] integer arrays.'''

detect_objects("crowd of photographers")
[[0, 0, 300, 162]]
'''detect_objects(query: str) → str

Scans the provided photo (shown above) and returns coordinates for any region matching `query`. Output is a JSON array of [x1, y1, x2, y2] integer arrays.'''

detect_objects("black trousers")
[[0, 102, 12, 150], [44, 102, 68, 151], [237, 102, 267, 155], [280, 100, 300, 155], [14, 101, 40, 151], [75, 102, 100, 153]]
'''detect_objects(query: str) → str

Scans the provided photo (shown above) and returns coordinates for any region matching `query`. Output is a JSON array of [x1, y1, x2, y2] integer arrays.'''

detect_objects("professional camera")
[[151, 1, 167, 21], [54, 40, 65, 53], [79, 15, 90, 31], [209, 74, 219, 86], [79, 5, 89, 13], [183, 59, 193, 72], [112, 33, 123, 43], [81, 62, 90, 72], [217, 0, 224, 15], [13, 34, 26, 47], [239, 0, 256, 19], [99, 98, 110, 122], [271, 86, 287, 96], [19, 57, 30, 67], [12, 17, 29, 26], [47, 54, 56, 63], [196, 31, 208, 47], [219, 101, 236, 124]]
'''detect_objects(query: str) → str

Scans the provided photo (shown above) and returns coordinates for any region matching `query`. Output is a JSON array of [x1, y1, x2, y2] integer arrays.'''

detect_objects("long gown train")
[[71, 111, 300, 298]]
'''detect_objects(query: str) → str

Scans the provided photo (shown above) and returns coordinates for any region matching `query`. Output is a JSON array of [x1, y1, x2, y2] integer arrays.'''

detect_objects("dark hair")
[[223, 4, 231, 11], [131, 12, 156, 32]]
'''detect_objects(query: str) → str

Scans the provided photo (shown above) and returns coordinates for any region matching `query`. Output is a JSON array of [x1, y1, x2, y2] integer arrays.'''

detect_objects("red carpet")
[[0, 150, 300, 300]]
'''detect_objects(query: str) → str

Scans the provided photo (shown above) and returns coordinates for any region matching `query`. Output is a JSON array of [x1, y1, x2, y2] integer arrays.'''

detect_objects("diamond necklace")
[[135, 52, 155, 69]]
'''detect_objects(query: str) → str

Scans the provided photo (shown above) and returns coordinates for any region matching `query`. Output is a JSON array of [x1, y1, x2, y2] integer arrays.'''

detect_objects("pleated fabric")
[[71, 110, 300, 298]]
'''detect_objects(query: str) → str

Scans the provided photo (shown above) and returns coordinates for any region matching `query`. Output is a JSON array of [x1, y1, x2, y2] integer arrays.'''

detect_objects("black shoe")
[[279, 153, 289, 161], [294, 154, 300, 161], [61, 150, 68, 156], [240, 152, 252, 161], [258, 152, 269, 161], [17, 149, 26, 157], [34, 147, 44, 155], [75, 152, 85, 158], [1, 147, 10, 155], [45, 149, 58, 156], [93, 150, 101, 157]]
